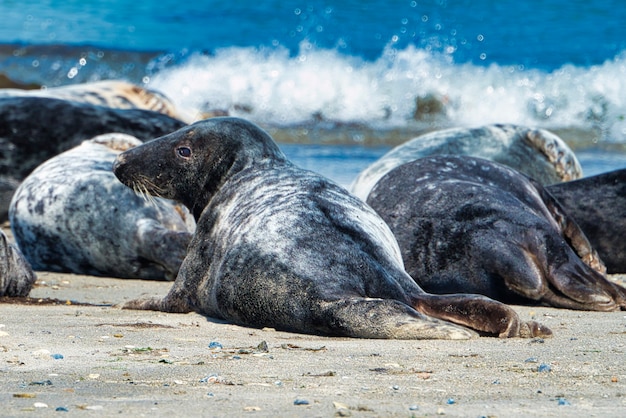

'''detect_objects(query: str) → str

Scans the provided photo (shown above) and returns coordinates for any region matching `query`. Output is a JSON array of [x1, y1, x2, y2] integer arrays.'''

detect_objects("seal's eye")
[[177, 147, 192, 159]]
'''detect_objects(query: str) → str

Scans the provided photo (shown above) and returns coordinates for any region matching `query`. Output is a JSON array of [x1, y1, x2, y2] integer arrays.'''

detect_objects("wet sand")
[[1, 225, 625, 417]]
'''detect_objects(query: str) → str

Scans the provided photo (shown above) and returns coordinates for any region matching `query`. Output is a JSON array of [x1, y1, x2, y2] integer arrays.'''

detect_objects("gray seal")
[[113, 117, 551, 339], [0, 86, 187, 221], [1, 229, 36, 297], [366, 155, 626, 311], [547, 169, 626, 273], [351, 124, 582, 200], [10, 133, 194, 280], [0, 80, 184, 120]]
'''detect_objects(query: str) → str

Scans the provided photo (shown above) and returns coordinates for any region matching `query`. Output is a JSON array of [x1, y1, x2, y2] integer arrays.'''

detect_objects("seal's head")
[[113, 117, 287, 219]]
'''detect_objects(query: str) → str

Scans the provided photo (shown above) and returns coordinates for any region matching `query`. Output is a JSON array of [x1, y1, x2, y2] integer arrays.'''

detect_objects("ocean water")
[[1, 0, 626, 184]]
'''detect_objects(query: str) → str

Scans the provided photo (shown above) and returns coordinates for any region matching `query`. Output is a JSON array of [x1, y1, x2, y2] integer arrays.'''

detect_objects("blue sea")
[[2, 0, 626, 185]]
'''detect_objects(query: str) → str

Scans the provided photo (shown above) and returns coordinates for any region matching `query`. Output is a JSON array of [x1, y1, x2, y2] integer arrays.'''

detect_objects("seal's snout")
[[112, 154, 128, 183]]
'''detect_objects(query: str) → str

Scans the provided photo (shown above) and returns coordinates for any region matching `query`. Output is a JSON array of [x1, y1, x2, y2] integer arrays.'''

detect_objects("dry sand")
[[1, 225, 625, 417]]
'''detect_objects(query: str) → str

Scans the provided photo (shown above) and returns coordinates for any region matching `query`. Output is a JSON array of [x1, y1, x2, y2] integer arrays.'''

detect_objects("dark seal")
[[1, 229, 36, 297], [113, 117, 551, 339], [366, 155, 626, 311], [547, 169, 626, 273], [0, 91, 186, 221], [10, 133, 194, 280]]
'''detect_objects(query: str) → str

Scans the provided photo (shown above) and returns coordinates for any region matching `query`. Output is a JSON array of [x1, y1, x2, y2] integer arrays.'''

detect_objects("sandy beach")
[[1, 224, 625, 417]]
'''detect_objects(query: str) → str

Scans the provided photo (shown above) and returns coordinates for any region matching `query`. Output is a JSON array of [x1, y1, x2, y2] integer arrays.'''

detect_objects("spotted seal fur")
[[10, 133, 194, 280], [0, 94, 186, 221], [0, 229, 36, 297], [351, 124, 582, 200], [112, 117, 550, 339], [547, 169, 626, 273], [366, 155, 626, 311], [0, 80, 183, 120]]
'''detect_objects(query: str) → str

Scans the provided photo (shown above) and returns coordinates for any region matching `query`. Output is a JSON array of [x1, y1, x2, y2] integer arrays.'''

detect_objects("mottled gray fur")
[[0, 229, 36, 297], [113, 117, 551, 339], [10, 133, 194, 280], [366, 156, 626, 311], [351, 124, 581, 200]]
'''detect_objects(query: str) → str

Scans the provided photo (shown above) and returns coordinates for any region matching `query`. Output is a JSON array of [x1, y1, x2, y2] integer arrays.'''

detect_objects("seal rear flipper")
[[413, 293, 552, 338], [319, 298, 477, 340]]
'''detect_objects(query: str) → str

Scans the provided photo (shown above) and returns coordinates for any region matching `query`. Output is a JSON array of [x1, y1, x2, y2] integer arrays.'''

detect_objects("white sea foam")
[[147, 44, 626, 143]]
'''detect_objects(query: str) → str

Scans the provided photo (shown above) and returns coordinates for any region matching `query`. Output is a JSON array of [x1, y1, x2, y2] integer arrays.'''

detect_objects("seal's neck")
[[189, 147, 289, 221]]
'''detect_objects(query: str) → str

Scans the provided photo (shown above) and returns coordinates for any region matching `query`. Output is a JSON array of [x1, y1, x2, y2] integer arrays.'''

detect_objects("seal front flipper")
[[414, 293, 553, 338], [484, 227, 620, 311], [122, 274, 194, 313], [122, 293, 193, 313], [1, 230, 37, 297]]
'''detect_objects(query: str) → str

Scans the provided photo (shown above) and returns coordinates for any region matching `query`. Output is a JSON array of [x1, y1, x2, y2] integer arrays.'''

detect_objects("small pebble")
[[524, 357, 538, 363], [31, 349, 51, 358], [33, 402, 48, 408], [200, 374, 220, 383], [55, 406, 69, 412], [208, 341, 223, 349], [409, 404, 419, 411], [294, 398, 310, 405], [29, 380, 53, 386], [243, 406, 261, 412], [537, 363, 552, 373], [392, 385, 400, 390], [557, 398, 571, 406]]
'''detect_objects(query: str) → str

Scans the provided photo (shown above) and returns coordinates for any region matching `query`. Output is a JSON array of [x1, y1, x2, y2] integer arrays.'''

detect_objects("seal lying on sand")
[[547, 169, 626, 273], [0, 80, 184, 121], [10, 133, 194, 280], [350, 124, 582, 201], [0, 229, 36, 297], [366, 155, 626, 311], [0, 95, 186, 221], [113, 117, 551, 339]]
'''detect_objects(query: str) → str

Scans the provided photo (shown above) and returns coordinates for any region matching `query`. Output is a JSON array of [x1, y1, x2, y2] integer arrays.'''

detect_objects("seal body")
[[351, 124, 582, 200], [547, 169, 626, 273], [0, 229, 36, 297], [10, 133, 194, 280], [113, 117, 551, 339], [0, 80, 183, 120], [0, 90, 186, 221], [366, 155, 626, 311]]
